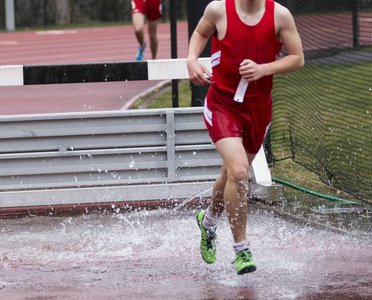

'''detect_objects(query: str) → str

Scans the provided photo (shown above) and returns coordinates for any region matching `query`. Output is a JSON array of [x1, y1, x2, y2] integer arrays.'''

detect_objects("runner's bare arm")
[[239, 3, 304, 82], [187, 1, 225, 86]]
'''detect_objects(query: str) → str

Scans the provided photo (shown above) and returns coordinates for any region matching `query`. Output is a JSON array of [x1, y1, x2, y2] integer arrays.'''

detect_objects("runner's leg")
[[148, 20, 159, 59], [132, 13, 146, 49], [215, 137, 251, 243]]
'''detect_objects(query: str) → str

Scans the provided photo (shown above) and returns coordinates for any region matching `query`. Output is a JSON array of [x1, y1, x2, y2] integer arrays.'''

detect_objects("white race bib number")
[[234, 77, 249, 103]]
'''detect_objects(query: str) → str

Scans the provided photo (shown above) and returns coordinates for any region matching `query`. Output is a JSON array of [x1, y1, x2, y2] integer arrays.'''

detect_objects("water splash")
[[0, 206, 371, 299], [172, 187, 213, 211]]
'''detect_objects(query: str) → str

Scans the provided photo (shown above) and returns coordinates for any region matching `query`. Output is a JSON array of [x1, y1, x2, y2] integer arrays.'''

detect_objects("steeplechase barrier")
[[0, 59, 211, 86], [0, 59, 282, 214]]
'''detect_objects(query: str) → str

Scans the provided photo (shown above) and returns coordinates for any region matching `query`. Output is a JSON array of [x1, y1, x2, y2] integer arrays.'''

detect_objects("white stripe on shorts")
[[203, 98, 213, 126]]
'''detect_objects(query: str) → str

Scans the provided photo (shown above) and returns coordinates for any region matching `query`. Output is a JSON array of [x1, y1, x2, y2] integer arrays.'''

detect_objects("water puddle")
[[0, 204, 371, 299]]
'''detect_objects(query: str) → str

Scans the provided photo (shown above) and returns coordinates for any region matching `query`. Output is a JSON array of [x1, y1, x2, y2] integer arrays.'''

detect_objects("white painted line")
[[122, 79, 171, 110], [36, 30, 78, 35]]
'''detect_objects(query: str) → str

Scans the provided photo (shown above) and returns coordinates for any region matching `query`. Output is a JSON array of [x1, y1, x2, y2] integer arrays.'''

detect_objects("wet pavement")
[[1, 200, 371, 300]]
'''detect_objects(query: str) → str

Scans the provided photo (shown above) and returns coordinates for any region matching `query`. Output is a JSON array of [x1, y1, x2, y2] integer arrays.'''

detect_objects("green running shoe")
[[196, 210, 217, 264], [232, 249, 257, 275]]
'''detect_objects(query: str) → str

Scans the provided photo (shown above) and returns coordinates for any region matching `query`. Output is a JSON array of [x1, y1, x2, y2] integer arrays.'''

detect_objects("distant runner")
[[131, 0, 162, 60]]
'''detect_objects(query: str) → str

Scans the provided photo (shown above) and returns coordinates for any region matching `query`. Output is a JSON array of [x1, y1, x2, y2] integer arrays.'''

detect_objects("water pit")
[[0, 201, 371, 300]]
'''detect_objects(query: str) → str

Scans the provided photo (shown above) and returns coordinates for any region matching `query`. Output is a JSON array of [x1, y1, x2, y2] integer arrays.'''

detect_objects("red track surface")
[[0, 23, 189, 115]]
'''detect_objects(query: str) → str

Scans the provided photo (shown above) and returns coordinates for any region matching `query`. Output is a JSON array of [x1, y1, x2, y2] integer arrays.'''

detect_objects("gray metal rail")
[[0, 108, 223, 209], [0, 104, 280, 211]]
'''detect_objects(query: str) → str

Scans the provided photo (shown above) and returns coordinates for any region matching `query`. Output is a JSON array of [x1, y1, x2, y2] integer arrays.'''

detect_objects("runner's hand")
[[187, 59, 213, 86], [239, 59, 266, 82]]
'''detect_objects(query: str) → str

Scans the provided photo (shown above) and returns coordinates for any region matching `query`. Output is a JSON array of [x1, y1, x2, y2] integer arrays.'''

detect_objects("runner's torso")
[[211, 0, 282, 100]]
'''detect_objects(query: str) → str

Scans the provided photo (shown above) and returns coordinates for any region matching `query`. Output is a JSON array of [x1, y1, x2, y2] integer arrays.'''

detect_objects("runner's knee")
[[228, 164, 249, 184]]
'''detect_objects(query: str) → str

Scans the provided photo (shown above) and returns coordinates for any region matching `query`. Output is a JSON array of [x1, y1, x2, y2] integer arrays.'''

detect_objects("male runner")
[[187, 0, 304, 275], [131, 0, 162, 60]]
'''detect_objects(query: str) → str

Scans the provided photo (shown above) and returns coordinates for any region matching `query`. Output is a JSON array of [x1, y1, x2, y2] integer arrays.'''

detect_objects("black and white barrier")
[[0, 58, 212, 86]]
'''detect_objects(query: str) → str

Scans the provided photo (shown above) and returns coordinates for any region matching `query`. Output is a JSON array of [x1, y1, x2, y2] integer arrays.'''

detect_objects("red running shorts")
[[204, 86, 272, 154], [131, 0, 162, 21]]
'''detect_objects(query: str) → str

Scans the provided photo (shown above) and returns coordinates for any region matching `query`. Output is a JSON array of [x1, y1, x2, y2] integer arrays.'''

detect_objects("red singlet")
[[204, 0, 282, 154], [131, 0, 162, 21]]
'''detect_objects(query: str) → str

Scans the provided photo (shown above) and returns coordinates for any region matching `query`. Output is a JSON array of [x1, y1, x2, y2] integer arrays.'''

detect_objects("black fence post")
[[170, 0, 179, 108], [44, 0, 49, 30], [352, 0, 360, 49]]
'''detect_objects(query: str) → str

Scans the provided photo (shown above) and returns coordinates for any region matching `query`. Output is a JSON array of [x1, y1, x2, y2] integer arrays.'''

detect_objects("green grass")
[[271, 60, 371, 200], [270, 159, 360, 203], [131, 80, 192, 109]]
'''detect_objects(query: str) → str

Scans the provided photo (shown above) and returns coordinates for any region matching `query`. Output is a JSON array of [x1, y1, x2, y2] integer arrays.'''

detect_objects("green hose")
[[271, 177, 363, 205]]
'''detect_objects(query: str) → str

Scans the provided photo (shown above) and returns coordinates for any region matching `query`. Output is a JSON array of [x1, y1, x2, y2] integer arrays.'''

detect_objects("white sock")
[[202, 207, 217, 231], [233, 240, 250, 255]]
